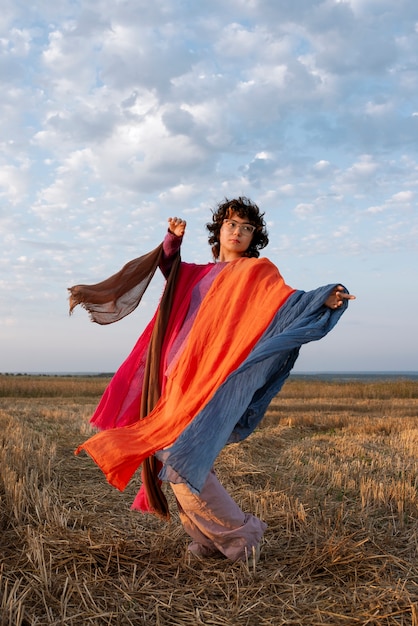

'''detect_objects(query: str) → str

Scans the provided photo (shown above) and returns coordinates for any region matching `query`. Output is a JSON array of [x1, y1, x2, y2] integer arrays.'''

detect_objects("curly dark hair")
[[206, 197, 269, 259]]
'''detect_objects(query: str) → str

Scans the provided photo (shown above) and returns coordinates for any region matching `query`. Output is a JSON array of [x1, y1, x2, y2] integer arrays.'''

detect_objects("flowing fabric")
[[68, 244, 164, 324], [158, 285, 348, 494], [75, 257, 296, 492], [71, 246, 350, 511]]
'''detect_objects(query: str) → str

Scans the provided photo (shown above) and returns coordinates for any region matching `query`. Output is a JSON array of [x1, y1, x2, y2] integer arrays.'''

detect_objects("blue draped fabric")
[[157, 284, 348, 494]]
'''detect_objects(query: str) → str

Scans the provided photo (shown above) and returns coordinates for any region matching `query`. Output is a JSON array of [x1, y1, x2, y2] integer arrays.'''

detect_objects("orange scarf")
[[76, 257, 294, 491]]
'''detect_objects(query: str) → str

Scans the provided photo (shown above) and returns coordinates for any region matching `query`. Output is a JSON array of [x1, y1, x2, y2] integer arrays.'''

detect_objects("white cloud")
[[0, 159, 30, 204], [314, 160, 331, 171], [366, 205, 384, 214], [390, 190, 414, 203], [294, 203, 315, 218], [364, 100, 394, 116], [158, 184, 197, 205]]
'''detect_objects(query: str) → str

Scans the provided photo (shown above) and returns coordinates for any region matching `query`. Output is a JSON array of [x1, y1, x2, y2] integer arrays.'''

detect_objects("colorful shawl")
[[71, 250, 350, 511]]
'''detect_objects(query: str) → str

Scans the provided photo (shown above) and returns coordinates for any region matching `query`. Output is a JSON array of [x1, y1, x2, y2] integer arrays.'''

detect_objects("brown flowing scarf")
[[69, 244, 164, 324], [68, 244, 181, 519], [139, 254, 182, 520]]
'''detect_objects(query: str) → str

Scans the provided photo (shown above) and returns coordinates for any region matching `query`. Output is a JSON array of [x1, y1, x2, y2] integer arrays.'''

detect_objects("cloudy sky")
[[1, 0, 417, 374]]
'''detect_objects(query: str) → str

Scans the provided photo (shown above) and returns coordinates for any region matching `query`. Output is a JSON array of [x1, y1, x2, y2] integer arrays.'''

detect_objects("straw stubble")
[[0, 376, 417, 625]]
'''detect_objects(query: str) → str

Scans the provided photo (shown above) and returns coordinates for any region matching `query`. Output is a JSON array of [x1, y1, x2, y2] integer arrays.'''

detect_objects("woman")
[[69, 197, 354, 564]]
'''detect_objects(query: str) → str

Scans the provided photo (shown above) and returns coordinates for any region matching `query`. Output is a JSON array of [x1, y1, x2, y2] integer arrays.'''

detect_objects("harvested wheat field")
[[1, 375, 418, 625]]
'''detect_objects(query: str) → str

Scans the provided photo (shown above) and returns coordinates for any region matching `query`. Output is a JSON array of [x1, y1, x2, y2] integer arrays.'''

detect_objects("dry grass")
[[1, 375, 417, 625], [0, 375, 111, 399]]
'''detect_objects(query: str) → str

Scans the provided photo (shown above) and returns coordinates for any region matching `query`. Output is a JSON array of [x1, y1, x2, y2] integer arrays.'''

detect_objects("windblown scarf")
[[69, 246, 349, 518], [68, 244, 165, 324]]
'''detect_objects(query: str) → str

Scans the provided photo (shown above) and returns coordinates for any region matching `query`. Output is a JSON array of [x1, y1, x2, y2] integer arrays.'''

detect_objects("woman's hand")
[[168, 217, 187, 237], [325, 285, 356, 309]]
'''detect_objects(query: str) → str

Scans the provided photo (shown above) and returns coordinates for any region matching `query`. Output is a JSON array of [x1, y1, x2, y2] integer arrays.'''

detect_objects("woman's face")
[[218, 212, 255, 261]]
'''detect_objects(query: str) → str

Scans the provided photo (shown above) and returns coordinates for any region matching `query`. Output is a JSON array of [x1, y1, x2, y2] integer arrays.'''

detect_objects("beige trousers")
[[170, 469, 267, 561]]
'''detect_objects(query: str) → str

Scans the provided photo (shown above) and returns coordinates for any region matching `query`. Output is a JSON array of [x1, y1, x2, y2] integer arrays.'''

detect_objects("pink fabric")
[[90, 314, 157, 430], [130, 478, 157, 512], [171, 470, 267, 561]]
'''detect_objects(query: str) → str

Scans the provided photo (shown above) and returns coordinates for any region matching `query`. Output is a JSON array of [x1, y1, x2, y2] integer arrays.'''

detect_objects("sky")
[[1, 0, 417, 374]]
